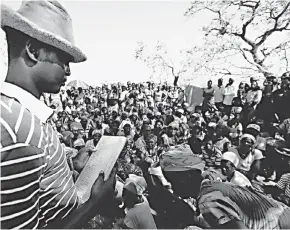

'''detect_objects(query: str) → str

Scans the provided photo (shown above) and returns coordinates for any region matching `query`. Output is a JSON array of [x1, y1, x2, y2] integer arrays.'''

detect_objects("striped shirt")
[[277, 173, 290, 198], [1, 83, 78, 229]]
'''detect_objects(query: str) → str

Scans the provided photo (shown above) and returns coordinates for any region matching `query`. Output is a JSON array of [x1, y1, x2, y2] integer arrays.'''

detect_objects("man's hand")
[[90, 168, 117, 202]]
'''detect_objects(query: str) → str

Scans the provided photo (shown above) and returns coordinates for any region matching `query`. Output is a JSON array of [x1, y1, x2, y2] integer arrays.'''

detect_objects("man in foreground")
[[1, 1, 115, 229]]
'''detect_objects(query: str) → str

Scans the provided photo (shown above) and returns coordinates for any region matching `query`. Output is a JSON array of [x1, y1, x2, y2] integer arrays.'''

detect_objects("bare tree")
[[135, 41, 199, 86], [185, 0, 290, 78]]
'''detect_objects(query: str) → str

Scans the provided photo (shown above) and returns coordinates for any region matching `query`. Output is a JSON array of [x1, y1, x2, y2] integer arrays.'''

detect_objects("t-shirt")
[[203, 87, 215, 105], [214, 86, 225, 103], [198, 181, 290, 229], [229, 147, 264, 172], [154, 91, 162, 102], [124, 201, 157, 229]]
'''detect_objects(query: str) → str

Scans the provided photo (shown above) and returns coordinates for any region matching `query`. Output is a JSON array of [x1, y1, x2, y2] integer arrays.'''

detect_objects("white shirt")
[[230, 147, 264, 172], [223, 85, 235, 105], [230, 171, 252, 187], [119, 90, 128, 101]]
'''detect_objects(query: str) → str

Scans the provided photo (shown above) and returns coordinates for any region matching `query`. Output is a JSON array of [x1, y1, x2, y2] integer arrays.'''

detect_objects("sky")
[[0, 1, 213, 86]]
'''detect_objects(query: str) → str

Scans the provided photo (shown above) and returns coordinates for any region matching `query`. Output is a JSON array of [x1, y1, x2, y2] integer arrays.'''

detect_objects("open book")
[[75, 136, 127, 204]]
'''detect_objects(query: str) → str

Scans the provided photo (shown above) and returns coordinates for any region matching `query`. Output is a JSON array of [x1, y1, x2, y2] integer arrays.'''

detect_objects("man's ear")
[[25, 40, 39, 63]]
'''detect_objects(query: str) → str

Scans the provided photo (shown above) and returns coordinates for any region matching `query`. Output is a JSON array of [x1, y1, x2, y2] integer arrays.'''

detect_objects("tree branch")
[[256, 2, 290, 47]]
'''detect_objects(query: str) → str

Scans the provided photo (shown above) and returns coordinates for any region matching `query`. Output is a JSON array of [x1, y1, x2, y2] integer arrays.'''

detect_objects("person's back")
[[198, 181, 290, 229]]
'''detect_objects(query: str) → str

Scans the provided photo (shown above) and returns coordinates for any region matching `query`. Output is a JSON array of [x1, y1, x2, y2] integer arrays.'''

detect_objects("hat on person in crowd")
[[73, 138, 85, 148], [245, 123, 261, 139], [222, 151, 239, 167], [124, 175, 147, 196], [122, 120, 133, 128], [240, 133, 256, 144], [246, 123, 261, 133], [123, 182, 140, 196], [1, 0, 86, 62]]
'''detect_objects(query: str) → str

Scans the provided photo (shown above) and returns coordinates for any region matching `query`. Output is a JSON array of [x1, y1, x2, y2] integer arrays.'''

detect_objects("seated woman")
[[229, 134, 264, 180], [85, 129, 102, 152]]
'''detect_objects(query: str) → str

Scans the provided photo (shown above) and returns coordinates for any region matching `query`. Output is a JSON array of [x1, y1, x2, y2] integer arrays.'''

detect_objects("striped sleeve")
[[277, 173, 290, 197], [1, 145, 45, 229]]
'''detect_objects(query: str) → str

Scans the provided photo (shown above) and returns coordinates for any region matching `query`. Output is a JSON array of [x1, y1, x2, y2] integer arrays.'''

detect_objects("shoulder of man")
[[1, 94, 46, 150]]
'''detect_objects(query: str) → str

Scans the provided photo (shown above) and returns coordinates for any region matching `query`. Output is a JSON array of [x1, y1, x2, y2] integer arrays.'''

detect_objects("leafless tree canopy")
[[185, 0, 290, 77], [135, 41, 199, 85]]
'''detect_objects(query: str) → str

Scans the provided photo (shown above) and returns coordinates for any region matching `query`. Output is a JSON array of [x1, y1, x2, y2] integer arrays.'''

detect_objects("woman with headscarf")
[[85, 129, 102, 152], [228, 133, 264, 180]]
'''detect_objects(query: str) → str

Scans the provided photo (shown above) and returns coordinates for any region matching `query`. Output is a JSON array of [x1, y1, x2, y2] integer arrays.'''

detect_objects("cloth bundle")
[[160, 144, 205, 172]]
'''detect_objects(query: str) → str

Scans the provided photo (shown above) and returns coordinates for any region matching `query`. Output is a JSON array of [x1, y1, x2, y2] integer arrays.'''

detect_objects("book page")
[[75, 136, 127, 204]]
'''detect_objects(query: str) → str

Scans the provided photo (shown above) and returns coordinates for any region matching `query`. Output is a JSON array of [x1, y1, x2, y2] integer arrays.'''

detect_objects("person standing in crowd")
[[243, 76, 263, 125], [223, 78, 235, 115], [214, 78, 224, 110], [0, 1, 116, 228], [202, 80, 215, 113], [273, 72, 290, 122]]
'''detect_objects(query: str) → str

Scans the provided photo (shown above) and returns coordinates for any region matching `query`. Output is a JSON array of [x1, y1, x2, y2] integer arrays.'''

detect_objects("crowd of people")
[[1, 1, 290, 229], [43, 73, 290, 229]]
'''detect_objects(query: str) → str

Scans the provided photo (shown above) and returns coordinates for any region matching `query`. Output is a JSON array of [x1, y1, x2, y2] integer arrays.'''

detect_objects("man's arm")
[[46, 170, 116, 229]]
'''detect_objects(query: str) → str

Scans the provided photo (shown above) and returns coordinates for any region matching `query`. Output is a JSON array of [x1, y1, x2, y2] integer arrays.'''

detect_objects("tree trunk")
[[174, 76, 179, 86]]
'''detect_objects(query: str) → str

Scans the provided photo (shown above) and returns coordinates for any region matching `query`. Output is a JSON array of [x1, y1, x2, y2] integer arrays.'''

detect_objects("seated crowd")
[[43, 72, 290, 229]]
